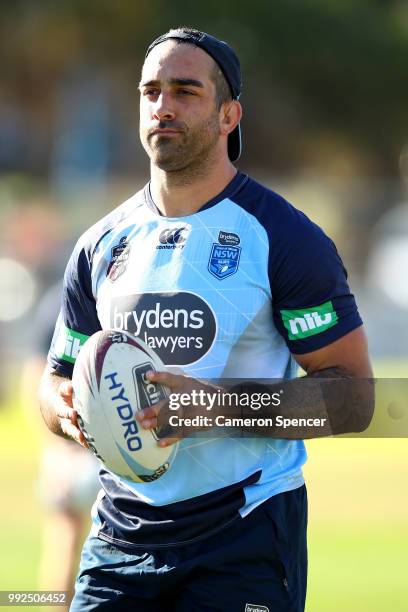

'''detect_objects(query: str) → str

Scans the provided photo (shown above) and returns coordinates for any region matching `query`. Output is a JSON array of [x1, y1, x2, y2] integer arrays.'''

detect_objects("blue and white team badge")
[[208, 230, 241, 280]]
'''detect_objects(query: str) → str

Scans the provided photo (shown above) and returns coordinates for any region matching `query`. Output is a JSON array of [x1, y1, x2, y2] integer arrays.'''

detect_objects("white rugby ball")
[[72, 329, 178, 483]]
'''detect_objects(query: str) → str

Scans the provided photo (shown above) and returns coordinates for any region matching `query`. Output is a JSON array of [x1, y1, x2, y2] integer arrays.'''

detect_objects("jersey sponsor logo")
[[208, 243, 241, 280], [280, 300, 338, 340], [132, 362, 167, 441], [245, 605, 270, 612], [111, 292, 217, 365], [54, 325, 90, 364], [218, 230, 240, 246], [104, 371, 143, 452], [157, 227, 188, 250], [107, 236, 130, 281]]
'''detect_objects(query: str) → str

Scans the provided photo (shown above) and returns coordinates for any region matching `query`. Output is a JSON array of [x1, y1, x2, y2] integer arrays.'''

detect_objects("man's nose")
[[152, 93, 175, 121]]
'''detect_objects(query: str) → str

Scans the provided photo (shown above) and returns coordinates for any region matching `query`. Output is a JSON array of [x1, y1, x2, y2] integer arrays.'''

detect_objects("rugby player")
[[39, 28, 373, 611]]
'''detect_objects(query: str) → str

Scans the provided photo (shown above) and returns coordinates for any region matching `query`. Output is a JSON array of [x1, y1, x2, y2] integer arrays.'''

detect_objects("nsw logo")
[[245, 605, 270, 612], [157, 227, 187, 249], [208, 242, 241, 280]]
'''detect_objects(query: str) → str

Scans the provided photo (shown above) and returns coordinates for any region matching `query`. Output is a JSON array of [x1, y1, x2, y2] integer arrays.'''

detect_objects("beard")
[[141, 111, 221, 176]]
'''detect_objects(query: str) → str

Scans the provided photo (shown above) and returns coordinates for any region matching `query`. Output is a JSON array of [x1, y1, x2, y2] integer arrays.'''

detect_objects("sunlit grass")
[[1, 357, 407, 610]]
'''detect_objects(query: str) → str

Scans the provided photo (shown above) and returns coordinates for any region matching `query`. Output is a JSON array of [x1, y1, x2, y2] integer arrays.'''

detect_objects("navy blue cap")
[[145, 29, 242, 162]]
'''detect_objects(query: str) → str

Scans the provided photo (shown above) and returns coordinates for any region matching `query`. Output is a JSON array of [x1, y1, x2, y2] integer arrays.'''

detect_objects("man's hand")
[[56, 380, 89, 448], [136, 371, 218, 447], [38, 366, 90, 448]]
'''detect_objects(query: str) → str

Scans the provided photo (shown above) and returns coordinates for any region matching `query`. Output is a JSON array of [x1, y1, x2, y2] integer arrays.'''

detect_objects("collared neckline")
[[143, 171, 249, 218]]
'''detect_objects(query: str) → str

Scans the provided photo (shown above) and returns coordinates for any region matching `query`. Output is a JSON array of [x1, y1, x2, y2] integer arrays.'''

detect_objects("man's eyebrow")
[[139, 78, 204, 89]]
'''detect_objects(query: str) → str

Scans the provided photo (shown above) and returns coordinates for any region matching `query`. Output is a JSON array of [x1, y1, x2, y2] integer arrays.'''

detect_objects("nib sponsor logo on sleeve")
[[280, 300, 338, 340], [208, 230, 241, 280], [55, 325, 90, 364], [157, 227, 188, 250], [111, 292, 217, 365]]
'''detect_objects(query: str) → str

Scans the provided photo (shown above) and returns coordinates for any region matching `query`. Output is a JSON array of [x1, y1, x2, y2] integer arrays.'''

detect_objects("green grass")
[[307, 525, 408, 611], [1, 358, 407, 610], [0, 402, 42, 592], [304, 437, 408, 611]]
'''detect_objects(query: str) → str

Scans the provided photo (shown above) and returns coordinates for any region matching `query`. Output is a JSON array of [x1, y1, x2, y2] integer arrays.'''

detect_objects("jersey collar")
[[144, 171, 249, 218]]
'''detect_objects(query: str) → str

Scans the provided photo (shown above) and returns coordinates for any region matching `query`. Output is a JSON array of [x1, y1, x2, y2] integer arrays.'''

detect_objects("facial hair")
[[141, 109, 221, 184]]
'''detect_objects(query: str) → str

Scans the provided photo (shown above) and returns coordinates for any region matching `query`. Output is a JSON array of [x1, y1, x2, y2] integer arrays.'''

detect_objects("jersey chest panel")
[[92, 200, 288, 378]]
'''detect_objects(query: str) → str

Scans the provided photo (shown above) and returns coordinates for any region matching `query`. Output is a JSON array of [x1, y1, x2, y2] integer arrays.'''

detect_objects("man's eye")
[[178, 89, 195, 96], [143, 89, 159, 97]]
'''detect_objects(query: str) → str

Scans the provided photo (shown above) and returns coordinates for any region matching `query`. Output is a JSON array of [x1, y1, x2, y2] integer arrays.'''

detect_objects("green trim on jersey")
[[55, 325, 90, 364], [280, 300, 338, 340]]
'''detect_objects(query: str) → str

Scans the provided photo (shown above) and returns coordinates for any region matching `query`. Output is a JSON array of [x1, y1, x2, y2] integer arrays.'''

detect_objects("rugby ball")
[[72, 329, 178, 483]]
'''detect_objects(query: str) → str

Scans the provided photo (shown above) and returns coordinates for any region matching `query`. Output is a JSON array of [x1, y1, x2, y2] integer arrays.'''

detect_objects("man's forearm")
[[234, 367, 375, 439], [38, 366, 70, 437]]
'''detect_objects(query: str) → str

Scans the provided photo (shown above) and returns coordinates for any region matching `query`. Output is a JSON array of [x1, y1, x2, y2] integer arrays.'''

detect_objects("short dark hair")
[[164, 27, 232, 110], [211, 63, 232, 110]]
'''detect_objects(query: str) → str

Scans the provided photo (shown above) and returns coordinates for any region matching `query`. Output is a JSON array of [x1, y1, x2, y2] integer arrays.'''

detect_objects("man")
[[39, 28, 373, 611]]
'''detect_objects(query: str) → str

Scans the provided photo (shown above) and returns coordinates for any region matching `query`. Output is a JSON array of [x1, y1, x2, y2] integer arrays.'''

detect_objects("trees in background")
[[0, 0, 407, 175]]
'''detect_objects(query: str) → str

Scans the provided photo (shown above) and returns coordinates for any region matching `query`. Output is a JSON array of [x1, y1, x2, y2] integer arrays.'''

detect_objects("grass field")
[[1, 361, 407, 611]]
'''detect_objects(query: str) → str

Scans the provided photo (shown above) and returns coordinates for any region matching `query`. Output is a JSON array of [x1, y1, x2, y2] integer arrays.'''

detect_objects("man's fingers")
[[135, 399, 168, 427], [60, 418, 79, 439], [56, 380, 81, 441], [60, 418, 89, 448], [56, 405, 76, 421], [136, 403, 160, 421], [146, 370, 183, 390], [57, 402, 89, 449], [58, 380, 74, 407], [140, 417, 158, 430], [158, 436, 180, 448]]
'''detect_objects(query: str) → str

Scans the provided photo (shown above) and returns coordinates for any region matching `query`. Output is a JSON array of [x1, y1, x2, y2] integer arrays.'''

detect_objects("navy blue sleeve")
[[47, 240, 101, 378], [268, 204, 362, 354], [230, 176, 363, 355]]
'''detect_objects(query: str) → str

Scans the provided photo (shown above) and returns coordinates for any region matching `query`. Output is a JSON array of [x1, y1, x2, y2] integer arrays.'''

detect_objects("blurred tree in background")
[[2, 10, 408, 612], [1, 0, 407, 177]]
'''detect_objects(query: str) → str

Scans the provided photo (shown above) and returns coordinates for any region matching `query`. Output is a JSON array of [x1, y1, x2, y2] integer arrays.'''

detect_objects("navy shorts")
[[70, 485, 307, 612]]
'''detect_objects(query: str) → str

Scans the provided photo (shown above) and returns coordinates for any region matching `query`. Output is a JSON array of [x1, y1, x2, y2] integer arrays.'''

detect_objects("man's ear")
[[220, 100, 242, 136]]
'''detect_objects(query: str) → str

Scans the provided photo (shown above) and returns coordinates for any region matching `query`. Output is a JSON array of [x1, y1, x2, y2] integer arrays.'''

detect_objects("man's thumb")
[[59, 380, 72, 397]]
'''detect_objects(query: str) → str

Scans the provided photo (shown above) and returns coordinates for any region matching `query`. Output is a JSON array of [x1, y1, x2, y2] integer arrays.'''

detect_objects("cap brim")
[[228, 124, 242, 162]]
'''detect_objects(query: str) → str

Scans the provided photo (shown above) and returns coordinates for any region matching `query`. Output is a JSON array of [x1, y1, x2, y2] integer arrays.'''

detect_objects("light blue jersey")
[[49, 172, 362, 546]]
